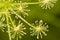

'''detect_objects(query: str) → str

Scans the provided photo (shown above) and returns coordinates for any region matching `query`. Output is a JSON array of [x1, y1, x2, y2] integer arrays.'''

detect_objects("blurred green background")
[[0, 0, 60, 40]]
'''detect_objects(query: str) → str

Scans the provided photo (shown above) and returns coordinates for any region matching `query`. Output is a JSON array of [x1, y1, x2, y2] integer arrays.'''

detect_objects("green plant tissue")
[[0, 0, 60, 40]]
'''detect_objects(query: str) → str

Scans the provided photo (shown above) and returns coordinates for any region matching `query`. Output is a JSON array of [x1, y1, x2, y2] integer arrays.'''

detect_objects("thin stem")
[[16, 14, 33, 27], [14, 12, 34, 27], [24, 2, 41, 5], [5, 13, 12, 40], [12, 2, 40, 5], [11, 10, 34, 27], [8, 14, 15, 28], [16, 37, 18, 40]]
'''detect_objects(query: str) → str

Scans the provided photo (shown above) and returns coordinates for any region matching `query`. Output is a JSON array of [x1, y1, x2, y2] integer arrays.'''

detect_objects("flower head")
[[14, 1, 30, 17], [30, 20, 48, 39], [39, 0, 57, 9], [11, 22, 26, 39], [0, 21, 6, 32]]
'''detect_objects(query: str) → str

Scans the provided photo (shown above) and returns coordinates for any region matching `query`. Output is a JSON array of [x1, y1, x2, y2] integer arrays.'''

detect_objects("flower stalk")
[[13, 11, 34, 27], [5, 13, 12, 40]]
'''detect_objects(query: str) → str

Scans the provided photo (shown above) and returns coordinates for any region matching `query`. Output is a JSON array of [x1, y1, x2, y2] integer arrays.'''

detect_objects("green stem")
[[16, 37, 18, 40], [24, 2, 40, 5], [13, 2, 40, 5], [7, 25, 12, 40], [8, 14, 15, 28], [5, 13, 12, 40], [12, 11, 34, 27], [16, 14, 33, 27]]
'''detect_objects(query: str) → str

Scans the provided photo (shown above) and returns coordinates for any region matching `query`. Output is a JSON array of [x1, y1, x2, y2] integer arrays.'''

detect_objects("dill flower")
[[0, 21, 6, 32], [39, 0, 57, 9], [14, 1, 30, 16], [11, 22, 26, 39], [30, 20, 48, 39]]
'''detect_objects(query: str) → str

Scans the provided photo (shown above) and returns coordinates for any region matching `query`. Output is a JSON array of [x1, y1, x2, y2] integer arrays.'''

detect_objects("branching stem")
[[15, 13, 33, 27], [12, 10, 34, 27], [5, 13, 12, 40], [15, 13, 34, 27], [8, 14, 15, 28], [12, 2, 40, 5]]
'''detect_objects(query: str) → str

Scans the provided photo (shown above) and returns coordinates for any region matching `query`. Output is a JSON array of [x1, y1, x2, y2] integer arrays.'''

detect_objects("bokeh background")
[[0, 0, 60, 40]]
